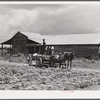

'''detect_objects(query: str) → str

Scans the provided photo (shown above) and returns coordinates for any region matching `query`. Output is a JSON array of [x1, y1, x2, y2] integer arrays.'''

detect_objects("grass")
[[0, 63, 99, 90], [73, 58, 100, 70], [0, 55, 100, 90]]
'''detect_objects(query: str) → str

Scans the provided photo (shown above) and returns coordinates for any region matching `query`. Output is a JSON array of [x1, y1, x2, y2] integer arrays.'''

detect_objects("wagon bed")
[[26, 54, 51, 67]]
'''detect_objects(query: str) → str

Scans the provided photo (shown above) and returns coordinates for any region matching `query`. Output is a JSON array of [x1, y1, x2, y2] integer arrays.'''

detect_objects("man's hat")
[[43, 39, 45, 41]]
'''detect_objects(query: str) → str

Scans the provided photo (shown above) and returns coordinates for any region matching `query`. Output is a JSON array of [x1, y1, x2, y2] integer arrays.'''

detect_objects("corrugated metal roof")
[[46, 34, 100, 45], [10, 32, 100, 45], [21, 31, 54, 44], [1, 31, 100, 45]]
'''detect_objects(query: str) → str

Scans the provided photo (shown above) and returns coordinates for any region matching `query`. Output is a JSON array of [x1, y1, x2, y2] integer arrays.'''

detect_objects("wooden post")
[[39, 45, 41, 54], [34, 46, 36, 53], [10, 45, 12, 54], [1, 44, 3, 56]]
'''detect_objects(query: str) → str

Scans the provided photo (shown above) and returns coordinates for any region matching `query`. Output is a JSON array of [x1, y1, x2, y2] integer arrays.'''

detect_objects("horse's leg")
[[65, 62, 67, 69], [50, 61, 53, 67], [53, 61, 55, 67], [67, 60, 69, 69], [65, 60, 67, 69], [70, 60, 72, 69], [59, 63, 61, 68], [69, 61, 71, 69], [65, 63, 66, 69], [59, 62, 61, 68]]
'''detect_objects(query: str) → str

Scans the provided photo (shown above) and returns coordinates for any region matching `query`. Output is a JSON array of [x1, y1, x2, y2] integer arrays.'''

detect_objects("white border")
[[0, 1, 99, 4], [0, 90, 100, 99], [0, 1, 100, 99]]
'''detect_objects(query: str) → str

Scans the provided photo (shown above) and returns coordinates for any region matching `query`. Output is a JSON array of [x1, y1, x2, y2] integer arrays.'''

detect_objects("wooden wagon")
[[26, 53, 51, 68]]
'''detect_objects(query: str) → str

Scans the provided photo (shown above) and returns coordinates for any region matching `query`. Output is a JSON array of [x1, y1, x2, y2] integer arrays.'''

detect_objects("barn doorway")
[[26, 46, 39, 54]]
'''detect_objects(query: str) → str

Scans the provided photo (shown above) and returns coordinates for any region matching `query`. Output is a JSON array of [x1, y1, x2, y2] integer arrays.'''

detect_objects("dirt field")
[[0, 55, 100, 90]]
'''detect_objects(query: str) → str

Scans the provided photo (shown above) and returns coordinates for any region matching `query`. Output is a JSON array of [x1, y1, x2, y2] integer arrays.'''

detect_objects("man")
[[42, 39, 46, 55]]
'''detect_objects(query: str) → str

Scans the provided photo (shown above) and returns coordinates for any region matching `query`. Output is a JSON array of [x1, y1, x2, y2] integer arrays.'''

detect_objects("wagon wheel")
[[36, 57, 43, 67], [26, 54, 32, 66]]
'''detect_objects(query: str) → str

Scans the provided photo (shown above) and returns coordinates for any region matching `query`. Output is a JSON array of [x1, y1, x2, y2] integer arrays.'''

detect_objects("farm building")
[[1, 31, 42, 55], [46, 34, 100, 58], [1, 31, 100, 58]]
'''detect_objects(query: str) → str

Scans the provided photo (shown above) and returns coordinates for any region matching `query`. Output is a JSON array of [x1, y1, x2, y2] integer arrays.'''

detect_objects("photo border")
[[0, 0, 100, 99]]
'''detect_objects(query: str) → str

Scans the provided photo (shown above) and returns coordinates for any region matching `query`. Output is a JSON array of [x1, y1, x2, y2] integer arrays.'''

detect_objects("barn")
[[1, 31, 100, 58], [46, 34, 100, 58], [1, 31, 43, 55]]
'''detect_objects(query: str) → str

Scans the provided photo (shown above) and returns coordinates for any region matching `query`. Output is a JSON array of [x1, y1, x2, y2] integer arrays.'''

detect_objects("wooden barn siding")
[[54, 45, 98, 58], [12, 33, 27, 54]]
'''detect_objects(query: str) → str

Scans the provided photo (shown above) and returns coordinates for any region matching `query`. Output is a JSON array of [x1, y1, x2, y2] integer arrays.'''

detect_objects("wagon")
[[26, 53, 51, 68]]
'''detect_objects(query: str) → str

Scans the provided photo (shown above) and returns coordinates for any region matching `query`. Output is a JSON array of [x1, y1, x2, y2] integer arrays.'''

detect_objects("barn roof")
[[1, 31, 42, 45], [46, 33, 100, 45], [20, 31, 49, 43], [21, 32, 100, 45], [1, 39, 12, 45], [1, 31, 100, 45]]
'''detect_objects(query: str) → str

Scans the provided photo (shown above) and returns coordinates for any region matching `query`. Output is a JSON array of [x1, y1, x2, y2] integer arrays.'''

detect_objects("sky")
[[1, 3, 100, 42]]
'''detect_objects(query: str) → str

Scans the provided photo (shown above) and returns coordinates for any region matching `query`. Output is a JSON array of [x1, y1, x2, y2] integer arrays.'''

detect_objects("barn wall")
[[54, 45, 98, 58], [12, 33, 27, 54]]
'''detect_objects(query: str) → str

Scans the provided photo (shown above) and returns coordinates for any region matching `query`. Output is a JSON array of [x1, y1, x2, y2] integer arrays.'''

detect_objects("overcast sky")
[[1, 3, 100, 42]]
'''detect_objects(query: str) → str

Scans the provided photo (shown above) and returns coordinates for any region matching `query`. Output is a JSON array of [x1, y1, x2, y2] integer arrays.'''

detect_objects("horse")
[[63, 52, 74, 69], [49, 51, 74, 69], [49, 53, 64, 68]]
